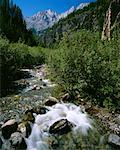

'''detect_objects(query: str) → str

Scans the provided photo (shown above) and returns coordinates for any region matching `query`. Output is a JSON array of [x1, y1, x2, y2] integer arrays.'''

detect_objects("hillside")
[[39, 0, 120, 47]]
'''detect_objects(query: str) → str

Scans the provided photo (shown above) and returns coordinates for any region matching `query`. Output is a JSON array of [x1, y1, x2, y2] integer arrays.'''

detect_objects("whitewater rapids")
[[26, 103, 92, 150]]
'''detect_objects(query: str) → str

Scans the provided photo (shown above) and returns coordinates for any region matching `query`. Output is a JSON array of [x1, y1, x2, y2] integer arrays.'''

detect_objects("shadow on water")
[[0, 70, 33, 98]]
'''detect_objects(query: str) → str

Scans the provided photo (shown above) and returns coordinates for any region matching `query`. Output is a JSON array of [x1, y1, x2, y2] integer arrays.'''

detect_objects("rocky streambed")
[[0, 65, 120, 150]]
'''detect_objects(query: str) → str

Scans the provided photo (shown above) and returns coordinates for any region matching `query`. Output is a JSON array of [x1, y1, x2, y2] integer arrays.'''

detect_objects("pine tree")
[[0, 0, 36, 45]]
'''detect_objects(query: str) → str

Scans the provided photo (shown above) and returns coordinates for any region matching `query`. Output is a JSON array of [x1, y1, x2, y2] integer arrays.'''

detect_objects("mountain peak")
[[25, 3, 89, 32], [76, 3, 89, 10]]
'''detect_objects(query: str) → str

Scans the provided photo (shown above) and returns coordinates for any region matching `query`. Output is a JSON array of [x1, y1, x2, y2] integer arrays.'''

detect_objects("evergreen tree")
[[0, 0, 36, 45]]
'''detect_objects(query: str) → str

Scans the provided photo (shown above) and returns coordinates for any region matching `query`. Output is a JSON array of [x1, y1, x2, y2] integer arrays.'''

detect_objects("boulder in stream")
[[22, 111, 35, 123], [10, 132, 27, 149], [33, 106, 48, 114], [43, 96, 59, 106], [108, 134, 120, 147], [18, 122, 31, 138], [49, 119, 73, 135], [1, 119, 18, 139]]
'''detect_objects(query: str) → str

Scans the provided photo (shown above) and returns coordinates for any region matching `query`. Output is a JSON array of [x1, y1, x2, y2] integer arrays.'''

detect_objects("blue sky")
[[13, 0, 96, 17]]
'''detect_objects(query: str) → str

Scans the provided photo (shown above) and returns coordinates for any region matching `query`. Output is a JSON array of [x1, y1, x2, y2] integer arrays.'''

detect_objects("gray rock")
[[108, 134, 120, 147], [49, 119, 73, 135], [18, 122, 31, 138], [43, 96, 58, 106], [1, 119, 18, 139], [22, 111, 35, 123], [33, 106, 48, 114], [10, 132, 27, 149]]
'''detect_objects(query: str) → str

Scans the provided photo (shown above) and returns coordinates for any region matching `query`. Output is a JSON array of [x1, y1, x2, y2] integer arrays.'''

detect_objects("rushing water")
[[26, 103, 92, 150], [0, 65, 115, 150]]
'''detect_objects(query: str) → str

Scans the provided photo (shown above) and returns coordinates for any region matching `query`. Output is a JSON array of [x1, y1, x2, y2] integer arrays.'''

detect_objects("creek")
[[0, 65, 117, 150]]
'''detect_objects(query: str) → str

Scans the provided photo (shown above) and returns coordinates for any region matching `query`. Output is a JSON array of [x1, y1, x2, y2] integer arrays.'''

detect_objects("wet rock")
[[18, 122, 31, 138], [43, 96, 59, 106], [61, 93, 70, 101], [49, 119, 73, 135], [1, 119, 18, 139], [10, 132, 27, 149], [108, 134, 120, 147], [22, 111, 35, 123], [0, 137, 3, 148], [33, 106, 48, 114]]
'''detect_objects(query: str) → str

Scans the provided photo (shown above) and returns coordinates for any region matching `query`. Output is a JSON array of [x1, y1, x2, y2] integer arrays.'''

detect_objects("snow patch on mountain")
[[25, 3, 89, 32]]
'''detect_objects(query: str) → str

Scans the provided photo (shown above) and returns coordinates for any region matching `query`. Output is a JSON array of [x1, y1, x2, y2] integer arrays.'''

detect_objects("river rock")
[[49, 119, 73, 135], [1, 119, 18, 139], [43, 96, 59, 106], [33, 106, 48, 114], [61, 93, 70, 101], [10, 132, 27, 149], [22, 111, 35, 123], [18, 122, 31, 138], [108, 134, 120, 147]]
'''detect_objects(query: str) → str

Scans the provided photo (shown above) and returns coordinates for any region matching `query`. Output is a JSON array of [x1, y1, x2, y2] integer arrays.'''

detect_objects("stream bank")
[[0, 65, 120, 150]]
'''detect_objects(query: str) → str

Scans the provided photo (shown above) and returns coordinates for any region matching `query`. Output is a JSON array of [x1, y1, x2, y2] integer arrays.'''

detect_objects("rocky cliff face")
[[25, 3, 89, 32], [102, 0, 120, 40], [25, 9, 59, 32]]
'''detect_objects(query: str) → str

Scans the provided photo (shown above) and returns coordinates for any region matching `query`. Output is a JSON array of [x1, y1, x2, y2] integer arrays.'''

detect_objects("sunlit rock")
[[22, 111, 35, 123], [43, 96, 59, 106], [33, 106, 49, 114], [18, 122, 31, 138], [2, 119, 18, 139], [49, 119, 73, 135]]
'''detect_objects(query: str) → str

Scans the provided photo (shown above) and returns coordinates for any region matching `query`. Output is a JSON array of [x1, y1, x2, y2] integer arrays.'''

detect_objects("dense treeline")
[[0, 37, 45, 97], [39, 0, 120, 47], [45, 30, 120, 111], [0, 0, 36, 46], [0, 0, 41, 96]]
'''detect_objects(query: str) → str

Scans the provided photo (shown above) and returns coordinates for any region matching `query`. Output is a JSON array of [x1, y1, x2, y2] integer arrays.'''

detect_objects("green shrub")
[[0, 37, 46, 97], [46, 30, 120, 110]]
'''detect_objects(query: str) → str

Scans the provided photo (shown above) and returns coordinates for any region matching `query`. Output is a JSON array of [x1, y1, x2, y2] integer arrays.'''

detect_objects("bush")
[[46, 30, 120, 110], [0, 37, 46, 97]]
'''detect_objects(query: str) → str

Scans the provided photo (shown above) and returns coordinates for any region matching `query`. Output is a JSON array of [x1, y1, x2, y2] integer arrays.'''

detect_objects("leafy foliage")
[[46, 30, 120, 110], [0, 37, 45, 97]]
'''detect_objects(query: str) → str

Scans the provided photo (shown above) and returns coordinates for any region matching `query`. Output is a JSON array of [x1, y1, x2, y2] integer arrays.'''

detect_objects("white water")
[[26, 103, 92, 150]]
